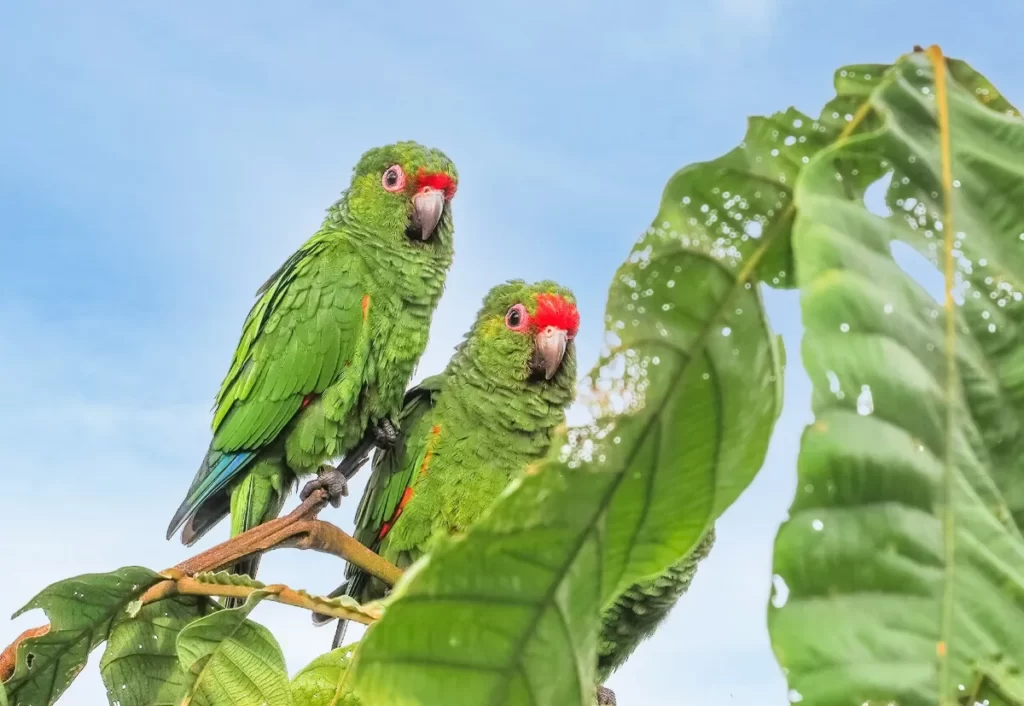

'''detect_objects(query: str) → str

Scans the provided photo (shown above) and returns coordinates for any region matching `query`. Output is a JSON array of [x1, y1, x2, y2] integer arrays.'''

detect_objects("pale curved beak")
[[411, 187, 445, 240], [532, 326, 569, 380]]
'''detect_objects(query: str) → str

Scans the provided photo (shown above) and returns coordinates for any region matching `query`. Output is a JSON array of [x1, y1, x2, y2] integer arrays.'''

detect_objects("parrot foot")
[[372, 417, 399, 449], [597, 686, 616, 705], [299, 465, 350, 508]]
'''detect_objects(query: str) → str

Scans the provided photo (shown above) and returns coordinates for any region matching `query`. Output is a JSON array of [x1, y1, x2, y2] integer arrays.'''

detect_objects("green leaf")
[[99, 595, 219, 706], [879, 60, 1024, 532], [175, 591, 291, 706], [5, 566, 161, 706], [673, 106, 832, 290], [294, 591, 383, 624], [351, 91, 791, 706], [770, 50, 1024, 705], [190, 572, 266, 590], [290, 646, 360, 706]]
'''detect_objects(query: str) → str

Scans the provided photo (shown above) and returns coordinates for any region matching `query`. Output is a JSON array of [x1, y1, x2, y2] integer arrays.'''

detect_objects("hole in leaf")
[[863, 171, 893, 217], [890, 241, 944, 305]]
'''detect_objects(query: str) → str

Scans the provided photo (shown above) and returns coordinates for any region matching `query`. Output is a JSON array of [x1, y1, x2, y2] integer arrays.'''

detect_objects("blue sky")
[[2, 2, 1022, 705]]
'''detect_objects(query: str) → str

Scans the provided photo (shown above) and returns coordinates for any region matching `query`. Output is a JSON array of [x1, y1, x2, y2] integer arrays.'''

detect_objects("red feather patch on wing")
[[377, 487, 415, 542], [416, 169, 457, 200], [419, 425, 441, 477], [376, 425, 442, 543], [533, 293, 580, 338]]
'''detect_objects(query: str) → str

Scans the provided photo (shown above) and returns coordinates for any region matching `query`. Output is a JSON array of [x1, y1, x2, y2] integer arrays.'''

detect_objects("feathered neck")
[[439, 340, 575, 444]]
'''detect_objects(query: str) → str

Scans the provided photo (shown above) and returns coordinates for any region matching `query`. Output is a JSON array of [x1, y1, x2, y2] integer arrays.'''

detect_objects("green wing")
[[166, 232, 371, 543], [211, 232, 367, 453], [348, 374, 445, 577]]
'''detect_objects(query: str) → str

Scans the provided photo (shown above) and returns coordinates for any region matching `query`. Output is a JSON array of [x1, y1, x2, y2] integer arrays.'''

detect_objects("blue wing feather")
[[165, 449, 259, 542]]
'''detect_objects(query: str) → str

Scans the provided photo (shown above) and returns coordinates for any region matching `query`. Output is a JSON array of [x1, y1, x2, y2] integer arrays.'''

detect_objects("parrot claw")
[[300, 466, 350, 508], [372, 417, 399, 449], [597, 685, 616, 705]]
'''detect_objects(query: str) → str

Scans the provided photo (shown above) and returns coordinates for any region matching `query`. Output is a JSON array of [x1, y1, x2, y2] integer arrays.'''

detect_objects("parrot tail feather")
[[311, 578, 360, 649], [332, 618, 349, 650], [329, 571, 369, 649], [167, 449, 259, 542], [310, 580, 349, 627], [221, 461, 288, 596]]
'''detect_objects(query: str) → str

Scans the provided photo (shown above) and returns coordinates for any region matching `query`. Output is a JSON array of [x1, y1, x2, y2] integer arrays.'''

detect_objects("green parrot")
[[314, 279, 581, 647], [596, 526, 716, 682], [165, 141, 459, 590]]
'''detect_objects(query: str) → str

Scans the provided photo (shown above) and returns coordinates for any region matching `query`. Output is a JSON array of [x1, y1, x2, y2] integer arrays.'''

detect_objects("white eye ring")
[[505, 304, 528, 331], [382, 165, 406, 192]]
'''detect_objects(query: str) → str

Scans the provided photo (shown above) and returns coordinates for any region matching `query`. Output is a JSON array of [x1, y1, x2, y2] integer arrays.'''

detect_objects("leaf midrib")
[[477, 199, 793, 706]]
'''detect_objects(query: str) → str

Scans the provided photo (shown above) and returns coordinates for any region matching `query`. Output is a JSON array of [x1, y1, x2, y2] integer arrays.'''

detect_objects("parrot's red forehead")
[[415, 169, 457, 200], [533, 293, 580, 337]]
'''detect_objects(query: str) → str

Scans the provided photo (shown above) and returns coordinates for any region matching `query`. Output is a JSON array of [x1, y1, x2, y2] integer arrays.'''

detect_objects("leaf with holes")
[[350, 84, 791, 706], [99, 595, 219, 706], [770, 48, 1024, 706], [4, 566, 161, 706], [175, 591, 291, 706], [639, 109, 834, 291], [290, 646, 361, 706]]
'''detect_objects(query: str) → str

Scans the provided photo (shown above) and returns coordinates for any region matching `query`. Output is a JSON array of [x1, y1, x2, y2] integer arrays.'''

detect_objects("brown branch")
[[171, 489, 402, 585], [1, 489, 401, 682]]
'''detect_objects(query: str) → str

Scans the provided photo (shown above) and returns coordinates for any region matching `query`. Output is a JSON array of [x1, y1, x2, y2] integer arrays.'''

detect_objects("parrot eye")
[[382, 165, 406, 192], [505, 304, 528, 332]]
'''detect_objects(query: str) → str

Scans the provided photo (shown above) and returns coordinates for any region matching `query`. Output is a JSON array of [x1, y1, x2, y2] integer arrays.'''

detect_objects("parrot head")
[[462, 280, 580, 390], [345, 141, 458, 247]]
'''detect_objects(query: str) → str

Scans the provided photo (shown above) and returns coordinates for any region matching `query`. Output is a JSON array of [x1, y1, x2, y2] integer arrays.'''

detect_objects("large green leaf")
[[175, 591, 291, 706], [290, 646, 360, 706], [349, 99, 800, 706], [770, 49, 1024, 706], [99, 595, 219, 706], [4, 566, 161, 706], [880, 60, 1024, 531]]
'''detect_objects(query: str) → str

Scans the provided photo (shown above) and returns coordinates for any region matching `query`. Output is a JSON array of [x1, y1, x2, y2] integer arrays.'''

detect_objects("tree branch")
[[171, 488, 402, 585], [0, 488, 401, 682], [146, 574, 382, 624]]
